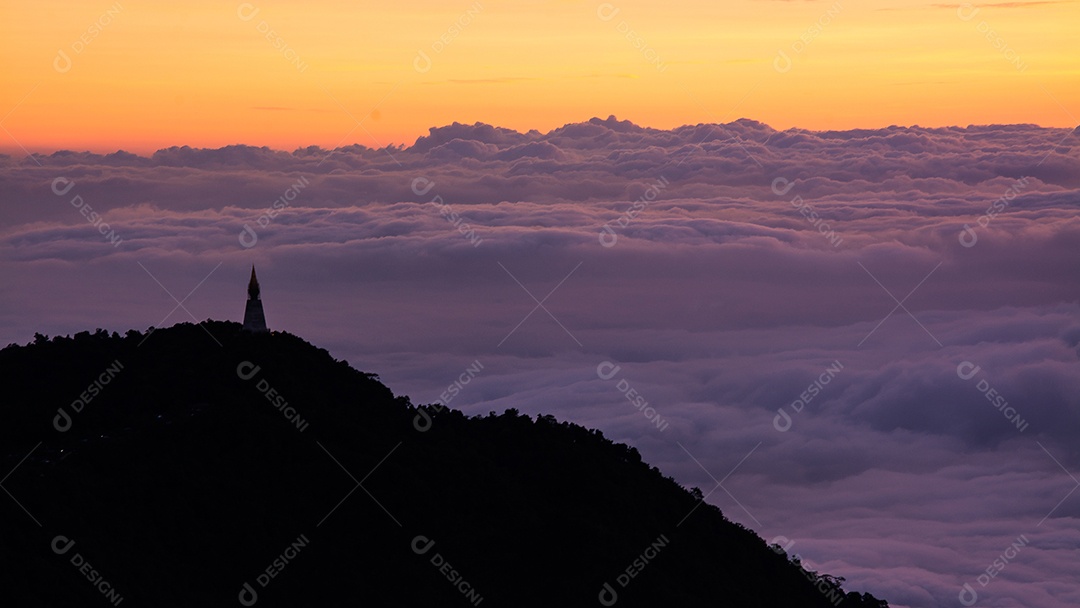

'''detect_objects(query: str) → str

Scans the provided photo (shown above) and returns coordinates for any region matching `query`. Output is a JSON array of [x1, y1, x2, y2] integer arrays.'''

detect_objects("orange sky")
[[2, 0, 1076, 153]]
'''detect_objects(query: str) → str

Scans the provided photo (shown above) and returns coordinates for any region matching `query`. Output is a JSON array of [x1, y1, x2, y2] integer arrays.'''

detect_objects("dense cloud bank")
[[2, 118, 1079, 607]]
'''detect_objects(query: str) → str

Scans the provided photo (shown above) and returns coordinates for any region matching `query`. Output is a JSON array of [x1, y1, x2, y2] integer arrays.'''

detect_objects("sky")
[[3, 2, 1080, 607], [1, 0, 1078, 153]]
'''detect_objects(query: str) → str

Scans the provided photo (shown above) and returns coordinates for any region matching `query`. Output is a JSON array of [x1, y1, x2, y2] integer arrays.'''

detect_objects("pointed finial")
[[248, 265, 260, 299]]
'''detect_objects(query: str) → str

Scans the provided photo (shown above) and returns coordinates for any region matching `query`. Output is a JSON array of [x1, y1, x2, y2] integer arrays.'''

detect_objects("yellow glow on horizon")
[[2, 0, 1076, 153]]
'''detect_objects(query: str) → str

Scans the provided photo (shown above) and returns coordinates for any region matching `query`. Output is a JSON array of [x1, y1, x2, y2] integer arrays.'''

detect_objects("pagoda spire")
[[248, 265, 261, 299], [242, 266, 268, 332]]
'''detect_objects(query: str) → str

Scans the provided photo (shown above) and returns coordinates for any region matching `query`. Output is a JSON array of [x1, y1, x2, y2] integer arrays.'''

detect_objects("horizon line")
[[3, 115, 1075, 157]]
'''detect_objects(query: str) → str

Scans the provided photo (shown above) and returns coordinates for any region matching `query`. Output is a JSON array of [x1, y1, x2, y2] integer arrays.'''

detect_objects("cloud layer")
[[2, 117, 1079, 607]]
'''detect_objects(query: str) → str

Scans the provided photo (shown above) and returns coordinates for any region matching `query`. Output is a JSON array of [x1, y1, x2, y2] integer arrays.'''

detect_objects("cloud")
[[2, 117, 1079, 607]]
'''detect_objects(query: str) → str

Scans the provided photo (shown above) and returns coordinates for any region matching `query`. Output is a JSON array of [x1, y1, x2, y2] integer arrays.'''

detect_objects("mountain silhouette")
[[0, 322, 889, 607]]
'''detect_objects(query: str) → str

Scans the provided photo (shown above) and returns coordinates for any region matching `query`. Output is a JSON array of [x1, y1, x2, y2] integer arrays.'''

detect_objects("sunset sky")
[[2, 0, 1077, 153], [3, 3, 1080, 607]]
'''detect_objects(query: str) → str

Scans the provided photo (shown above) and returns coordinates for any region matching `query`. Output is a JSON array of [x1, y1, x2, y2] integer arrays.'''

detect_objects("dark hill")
[[0, 323, 888, 607]]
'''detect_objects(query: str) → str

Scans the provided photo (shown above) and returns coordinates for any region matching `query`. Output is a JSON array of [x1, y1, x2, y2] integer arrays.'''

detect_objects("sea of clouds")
[[3, 116, 1079, 607]]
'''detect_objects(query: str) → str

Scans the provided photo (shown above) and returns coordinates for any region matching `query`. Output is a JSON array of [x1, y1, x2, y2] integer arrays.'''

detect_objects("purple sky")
[[3, 117, 1079, 607]]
